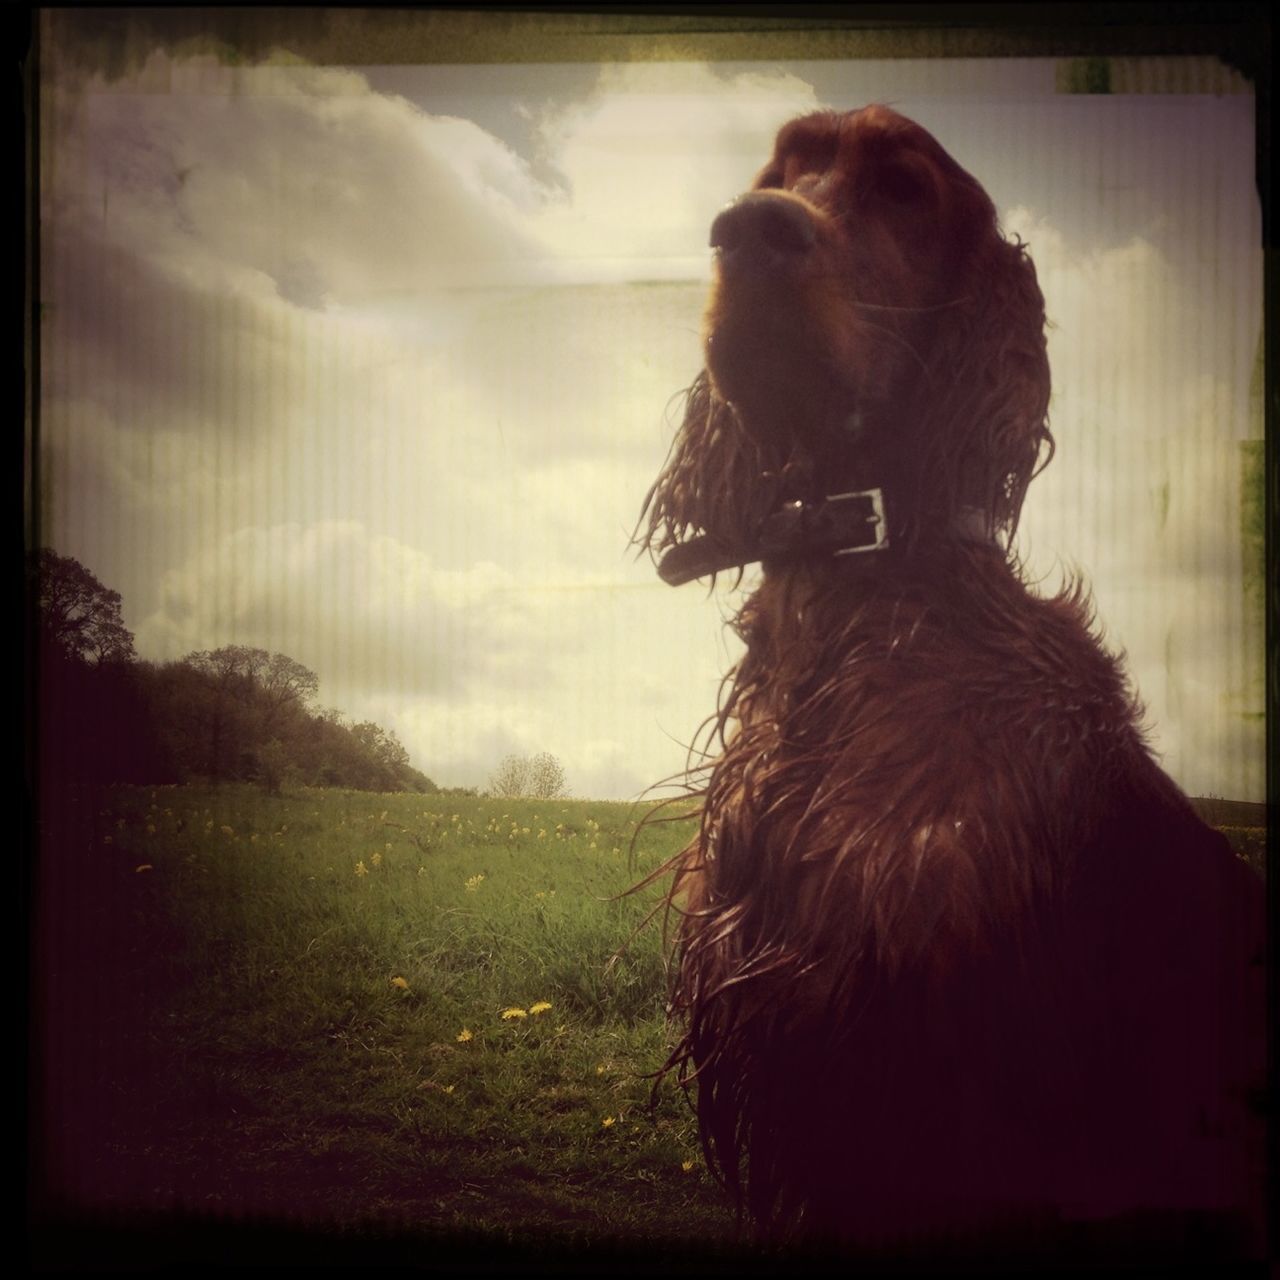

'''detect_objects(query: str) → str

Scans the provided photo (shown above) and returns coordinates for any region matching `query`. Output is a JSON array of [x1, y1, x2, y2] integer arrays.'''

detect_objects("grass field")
[[32, 784, 739, 1264], [31, 783, 1265, 1266]]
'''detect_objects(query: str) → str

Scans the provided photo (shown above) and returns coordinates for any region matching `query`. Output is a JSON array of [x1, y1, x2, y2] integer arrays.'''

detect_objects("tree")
[[488, 754, 530, 799], [528, 751, 567, 800], [36, 549, 136, 665], [186, 646, 318, 714], [488, 752, 567, 799], [255, 737, 297, 796], [174, 646, 320, 782]]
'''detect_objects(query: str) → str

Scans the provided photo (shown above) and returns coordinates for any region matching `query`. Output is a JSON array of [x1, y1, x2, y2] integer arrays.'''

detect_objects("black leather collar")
[[657, 488, 993, 586]]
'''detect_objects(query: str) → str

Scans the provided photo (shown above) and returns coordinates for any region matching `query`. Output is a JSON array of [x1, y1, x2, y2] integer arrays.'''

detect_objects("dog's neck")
[[657, 489, 997, 587]]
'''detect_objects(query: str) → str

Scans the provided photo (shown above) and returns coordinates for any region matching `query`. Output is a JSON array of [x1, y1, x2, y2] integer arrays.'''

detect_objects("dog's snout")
[[710, 193, 817, 270]]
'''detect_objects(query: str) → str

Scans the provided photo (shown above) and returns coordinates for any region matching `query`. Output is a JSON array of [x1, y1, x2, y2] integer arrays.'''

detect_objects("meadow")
[[32, 783, 1265, 1266], [33, 785, 738, 1264]]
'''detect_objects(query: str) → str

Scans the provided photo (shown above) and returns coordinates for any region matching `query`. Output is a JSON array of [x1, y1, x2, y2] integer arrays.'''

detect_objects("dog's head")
[[642, 106, 1051, 563]]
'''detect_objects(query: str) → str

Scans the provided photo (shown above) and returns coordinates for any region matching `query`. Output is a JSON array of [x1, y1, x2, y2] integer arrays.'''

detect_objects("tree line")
[[34, 549, 436, 793]]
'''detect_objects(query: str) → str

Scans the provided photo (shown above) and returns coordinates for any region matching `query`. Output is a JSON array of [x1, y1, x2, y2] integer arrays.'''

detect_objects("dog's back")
[[672, 545, 1265, 1255]]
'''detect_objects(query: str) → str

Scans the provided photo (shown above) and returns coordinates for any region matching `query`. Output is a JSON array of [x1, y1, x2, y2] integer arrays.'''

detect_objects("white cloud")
[[54, 53, 548, 306], [529, 62, 821, 278]]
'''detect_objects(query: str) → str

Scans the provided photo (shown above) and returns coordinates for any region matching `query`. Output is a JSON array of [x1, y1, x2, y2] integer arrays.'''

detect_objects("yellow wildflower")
[[371, 851, 382, 868], [596, 1064, 605, 1076], [682, 1160, 695, 1173], [529, 1001, 552, 1016], [390, 976, 410, 990], [601, 1116, 615, 1129], [465, 874, 485, 891], [501, 1007, 527, 1021], [443, 1084, 456, 1094], [220, 825, 235, 837], [456, 1028, 473, 1043], [355, 861, 369, 876]]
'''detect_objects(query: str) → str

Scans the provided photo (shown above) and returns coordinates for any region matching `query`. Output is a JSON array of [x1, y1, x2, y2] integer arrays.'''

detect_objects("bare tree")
[[527, 751, 567, 799], [488, 754, 531, 799], [488, 752, 566, 799]]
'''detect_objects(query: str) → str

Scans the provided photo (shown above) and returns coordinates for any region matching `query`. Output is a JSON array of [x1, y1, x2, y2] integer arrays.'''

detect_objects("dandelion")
[[135, 864, 153, 873], [501, 1007, 527, 1021], [390, 976, 410, 990], [529, 1001, 552, 1016], [355, 861, 369, 877], [596, 1064, 606, 1076], [681, 1160, 695, 1173], [601, 1115, 616, 1129], [456, 1028, 473, 1043], [371, 851, 383, 868]]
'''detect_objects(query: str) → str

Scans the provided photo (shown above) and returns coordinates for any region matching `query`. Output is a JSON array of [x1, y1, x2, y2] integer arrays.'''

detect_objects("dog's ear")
[[983, 236, 1053, 533], [914, 231, 1053, 541], [637, 372, 777, 556]]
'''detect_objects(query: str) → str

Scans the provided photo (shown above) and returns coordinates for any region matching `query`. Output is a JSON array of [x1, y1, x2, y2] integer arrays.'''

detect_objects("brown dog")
[[639, 106, 1265, 1258]]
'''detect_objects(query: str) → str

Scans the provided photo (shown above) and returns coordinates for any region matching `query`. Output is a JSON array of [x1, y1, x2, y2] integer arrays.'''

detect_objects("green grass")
[[34, 784, 731, 1252]]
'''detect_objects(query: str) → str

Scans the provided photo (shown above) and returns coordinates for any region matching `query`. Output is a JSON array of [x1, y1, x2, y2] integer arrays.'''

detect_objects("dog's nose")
[[710, 193, 816, 271]]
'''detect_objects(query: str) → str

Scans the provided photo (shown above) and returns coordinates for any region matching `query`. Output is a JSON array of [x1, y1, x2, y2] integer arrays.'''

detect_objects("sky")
[[37, 24, 1264, 802]]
